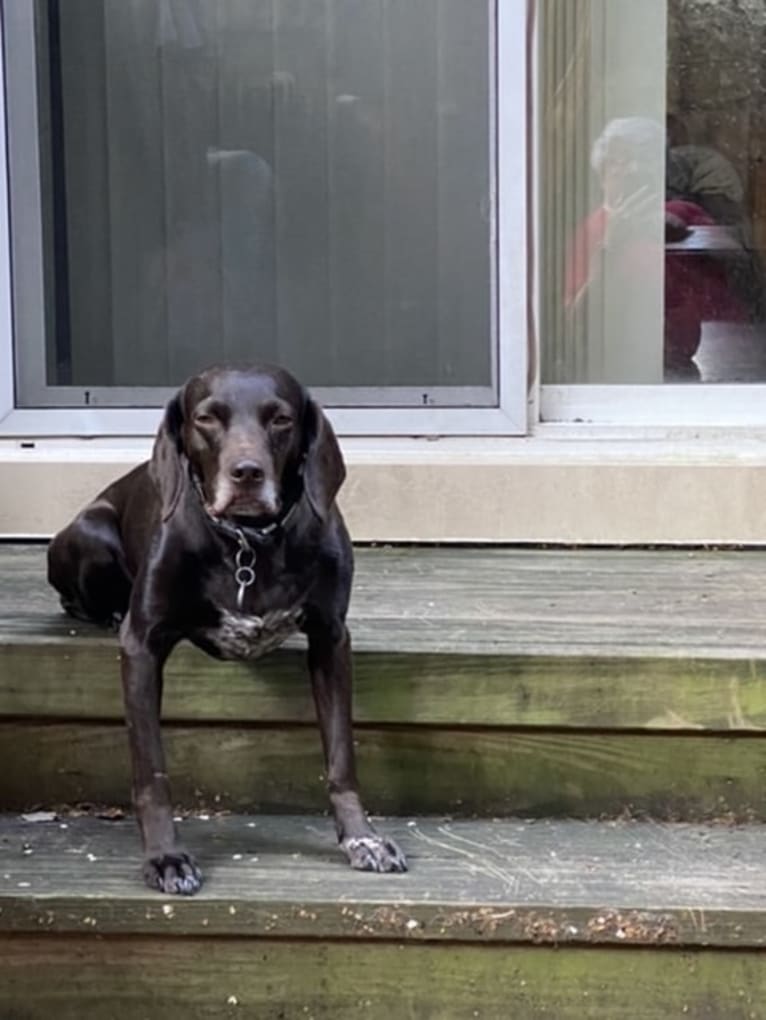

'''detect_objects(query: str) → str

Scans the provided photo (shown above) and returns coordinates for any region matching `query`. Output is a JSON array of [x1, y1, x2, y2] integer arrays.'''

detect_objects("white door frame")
[[0, 0, 528, 438]]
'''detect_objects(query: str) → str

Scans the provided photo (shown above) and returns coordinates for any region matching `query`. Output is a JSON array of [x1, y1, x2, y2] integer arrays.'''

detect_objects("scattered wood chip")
[[95, 807, 126, 821]]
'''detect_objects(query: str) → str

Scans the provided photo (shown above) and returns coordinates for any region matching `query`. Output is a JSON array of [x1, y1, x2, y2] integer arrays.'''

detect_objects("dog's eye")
[[272, 414, 293, 429], [194, 412, 217, 427]]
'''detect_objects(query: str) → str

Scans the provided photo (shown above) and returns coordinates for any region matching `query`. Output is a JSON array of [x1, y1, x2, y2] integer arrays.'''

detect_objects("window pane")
[[29, 0, 492, 393], [540, 0, 766, 384]]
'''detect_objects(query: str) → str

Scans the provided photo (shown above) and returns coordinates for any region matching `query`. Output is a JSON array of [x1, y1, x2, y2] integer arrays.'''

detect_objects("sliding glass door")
[[4, 0, 524, 429]]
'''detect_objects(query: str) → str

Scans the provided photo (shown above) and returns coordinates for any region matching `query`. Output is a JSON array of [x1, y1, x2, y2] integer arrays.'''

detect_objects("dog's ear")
[[150, 389, 187, 523], [302, 398, 345, 521]]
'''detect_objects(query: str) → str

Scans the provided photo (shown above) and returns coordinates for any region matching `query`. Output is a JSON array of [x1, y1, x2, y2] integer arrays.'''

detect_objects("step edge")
[[0, 894, 761, 949]]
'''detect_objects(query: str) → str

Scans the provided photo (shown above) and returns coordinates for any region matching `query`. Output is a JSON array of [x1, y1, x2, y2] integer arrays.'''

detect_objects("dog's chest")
[[198, 606, 303, 661]]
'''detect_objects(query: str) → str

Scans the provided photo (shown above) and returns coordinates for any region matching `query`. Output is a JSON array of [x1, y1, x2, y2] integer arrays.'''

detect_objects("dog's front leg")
[[308, 622, 407, 873], [121, 614, 202, 894]]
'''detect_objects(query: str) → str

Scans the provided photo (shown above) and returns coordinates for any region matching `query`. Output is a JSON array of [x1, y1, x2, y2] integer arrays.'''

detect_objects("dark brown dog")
[[48, 364, 406, 894]]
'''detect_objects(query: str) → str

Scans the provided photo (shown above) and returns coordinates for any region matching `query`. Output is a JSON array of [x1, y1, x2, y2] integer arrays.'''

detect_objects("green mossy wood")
[[2, 938, 764, 1020], [3, 545, 766, 1016], [3, 546, 766, 818], [1, 815, 764, 947], [3, 545, 766, 732], [1, 722, 766, 820]]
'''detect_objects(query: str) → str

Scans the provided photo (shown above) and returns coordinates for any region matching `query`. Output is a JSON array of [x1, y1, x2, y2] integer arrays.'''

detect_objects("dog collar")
[[232, 527, 257, 610], [188, 467, 303, 543], [206, 497, 301, 546], [225, 502, 305, 609], [188, 469, 304, 610]]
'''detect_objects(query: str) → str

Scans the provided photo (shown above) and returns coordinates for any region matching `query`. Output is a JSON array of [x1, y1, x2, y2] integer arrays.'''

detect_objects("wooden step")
[[3, 544, 766, 819], [0, 813, 764, 1018]]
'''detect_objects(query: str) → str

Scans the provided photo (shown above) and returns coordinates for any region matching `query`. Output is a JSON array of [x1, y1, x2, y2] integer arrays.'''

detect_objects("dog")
[[47, 364, 407, 894]]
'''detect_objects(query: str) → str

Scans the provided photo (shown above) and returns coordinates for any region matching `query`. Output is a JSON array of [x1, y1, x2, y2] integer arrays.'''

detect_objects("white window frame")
[[540, 385, 766, 427], [532, 1, 766, 429], [0, 0, 528, 438], [2, 0, 766, 442]]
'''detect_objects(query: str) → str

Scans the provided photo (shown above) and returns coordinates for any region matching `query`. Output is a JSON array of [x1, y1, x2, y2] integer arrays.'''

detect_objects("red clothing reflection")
[[565, 199, 745, 366]]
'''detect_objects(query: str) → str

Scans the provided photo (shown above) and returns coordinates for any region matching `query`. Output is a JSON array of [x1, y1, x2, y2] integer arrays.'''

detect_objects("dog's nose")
[[229, 460, 265, 485]]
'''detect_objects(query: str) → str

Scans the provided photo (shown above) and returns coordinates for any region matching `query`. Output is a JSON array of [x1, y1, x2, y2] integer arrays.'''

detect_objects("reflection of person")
[[566, 117, 664, 315], [565, 117, 745, 374]]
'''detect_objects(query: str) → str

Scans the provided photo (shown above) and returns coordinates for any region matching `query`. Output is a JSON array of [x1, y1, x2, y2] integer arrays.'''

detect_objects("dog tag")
[[234, 530, 257, 610]]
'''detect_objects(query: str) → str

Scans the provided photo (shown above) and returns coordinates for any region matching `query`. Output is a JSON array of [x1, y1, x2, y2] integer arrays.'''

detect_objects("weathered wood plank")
[[6, 543, 766, 657], [4, 641, 766, 731], [2, 723, 766, 821], [6, 544, 766, 731], [1, 815, 765, 947], [1, 937, 763, 1020]]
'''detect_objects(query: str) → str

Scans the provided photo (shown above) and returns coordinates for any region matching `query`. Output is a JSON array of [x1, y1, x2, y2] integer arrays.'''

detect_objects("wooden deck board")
[[1, 722, 766, 820], [4, 543, 766, 658], [2, 938, 764, 1020], [7, 642, 766, 730], [1, 813, 764, 947], [5, 544, 766, 734], [3, 545, 766, 1015], [5, 543, 766, 820]]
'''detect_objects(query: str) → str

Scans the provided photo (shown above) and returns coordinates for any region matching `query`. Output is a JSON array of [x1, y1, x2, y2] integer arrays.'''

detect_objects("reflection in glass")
[[541, 0, 766, 384], [34, 0, 492, 393]]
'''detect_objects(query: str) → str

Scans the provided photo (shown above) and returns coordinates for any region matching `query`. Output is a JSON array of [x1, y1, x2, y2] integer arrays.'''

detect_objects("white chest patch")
[[200, 607, 303, 661]]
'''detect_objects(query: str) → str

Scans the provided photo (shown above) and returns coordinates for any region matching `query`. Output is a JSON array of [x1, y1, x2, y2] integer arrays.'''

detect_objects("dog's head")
[[151, 365, 345, 527]]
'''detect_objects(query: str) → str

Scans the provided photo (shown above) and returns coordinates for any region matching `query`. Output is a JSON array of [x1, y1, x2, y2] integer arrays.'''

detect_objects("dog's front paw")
[[143, 851, 202, 895], [341, 834, 408, 873]]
